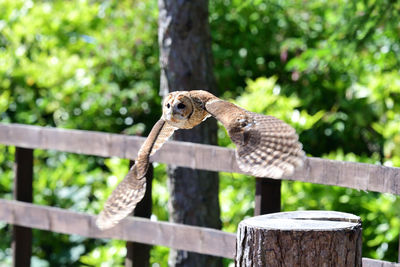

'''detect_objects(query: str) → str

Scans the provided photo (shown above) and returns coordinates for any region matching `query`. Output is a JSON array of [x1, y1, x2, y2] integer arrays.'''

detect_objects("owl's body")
[[96, 90, 305, 230]]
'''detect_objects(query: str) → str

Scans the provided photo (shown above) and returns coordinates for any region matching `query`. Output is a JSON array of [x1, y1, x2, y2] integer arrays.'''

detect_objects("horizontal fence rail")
[[0, 123, 399, 195], [0, 199, 399, 266], [0, 199, 235, 258], [363, 259, 400, 267]]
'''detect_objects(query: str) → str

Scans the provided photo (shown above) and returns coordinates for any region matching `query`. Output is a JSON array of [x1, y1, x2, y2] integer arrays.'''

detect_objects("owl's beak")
[[163, 106, 182, 121], [164, 108, 172, 120]]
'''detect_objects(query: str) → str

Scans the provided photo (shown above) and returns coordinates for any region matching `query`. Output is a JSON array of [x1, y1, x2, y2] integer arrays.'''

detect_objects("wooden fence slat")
[[0, 199, 236, 259], [1, 199, 399, 266], [0, 123, 400, 196], [12, 147, 33, 267], [362, 258, 400, 267]]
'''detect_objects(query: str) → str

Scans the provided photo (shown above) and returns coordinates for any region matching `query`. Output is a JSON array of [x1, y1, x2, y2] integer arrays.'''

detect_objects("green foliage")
[[0, 0, 160, 132], [0, 0, 161, 265], [211, 0, 400, 158], [0, 146, 13, 265], [1, 0, 400, 265], [79, 240, 125, 267], [235, 77, 325, 131], [220, 173, 255, 233]]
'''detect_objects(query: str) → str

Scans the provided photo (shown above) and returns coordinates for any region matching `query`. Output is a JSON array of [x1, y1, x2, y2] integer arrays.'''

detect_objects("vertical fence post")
[[125, 161, 153, 267], [12, 147, 34, 267], [254, 178, 281, 216]]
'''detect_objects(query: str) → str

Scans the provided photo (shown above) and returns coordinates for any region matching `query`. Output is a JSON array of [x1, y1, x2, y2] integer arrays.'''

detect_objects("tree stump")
[[235, 210, 362, 267]]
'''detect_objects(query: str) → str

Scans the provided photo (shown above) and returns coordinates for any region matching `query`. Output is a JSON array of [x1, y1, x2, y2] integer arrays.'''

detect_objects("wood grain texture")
[[236, 211, 362, 267], [0, 199, 235, 259], [0, 123, 400, 195]]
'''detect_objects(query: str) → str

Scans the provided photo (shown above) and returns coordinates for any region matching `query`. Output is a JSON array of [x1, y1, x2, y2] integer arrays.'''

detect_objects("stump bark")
[[235, 210, 362, 267]]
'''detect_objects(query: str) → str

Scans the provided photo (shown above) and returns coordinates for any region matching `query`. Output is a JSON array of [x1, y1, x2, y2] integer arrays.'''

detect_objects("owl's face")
[[162, 92, 194, 128]]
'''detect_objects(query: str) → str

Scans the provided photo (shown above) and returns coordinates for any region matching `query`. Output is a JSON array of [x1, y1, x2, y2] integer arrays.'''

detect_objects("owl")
[[96, 90, 305, 230]]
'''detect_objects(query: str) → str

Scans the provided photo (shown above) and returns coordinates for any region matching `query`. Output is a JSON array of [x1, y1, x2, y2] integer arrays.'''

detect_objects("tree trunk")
[[158, 0, 221, 266], [235, 211, 362, 267]]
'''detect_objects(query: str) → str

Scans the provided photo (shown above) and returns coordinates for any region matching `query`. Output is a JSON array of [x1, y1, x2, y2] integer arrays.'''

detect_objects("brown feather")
[[96, 90, 305, 230], [205, 99, 304, 178], [96, 119, 173, 230], [149, 123, 177, 156]]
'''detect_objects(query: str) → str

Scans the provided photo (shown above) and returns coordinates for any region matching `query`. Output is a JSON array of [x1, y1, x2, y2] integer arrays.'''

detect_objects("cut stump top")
[[241, 210, 361, 231]]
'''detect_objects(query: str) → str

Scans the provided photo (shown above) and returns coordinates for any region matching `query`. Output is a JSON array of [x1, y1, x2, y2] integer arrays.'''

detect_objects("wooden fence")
[[0, 123, 400, 266]]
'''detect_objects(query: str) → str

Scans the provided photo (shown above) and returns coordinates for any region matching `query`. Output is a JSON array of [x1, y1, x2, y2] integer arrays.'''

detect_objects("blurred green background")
[[1, 0, 400, 266]]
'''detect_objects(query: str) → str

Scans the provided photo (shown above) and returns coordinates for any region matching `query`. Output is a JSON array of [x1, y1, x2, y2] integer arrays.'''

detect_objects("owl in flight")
[[96, 90, 305, 230]]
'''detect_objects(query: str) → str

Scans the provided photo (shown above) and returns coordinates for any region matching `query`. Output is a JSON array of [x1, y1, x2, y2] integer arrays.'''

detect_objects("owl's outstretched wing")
[[205, 99, 305, 178], [149, 123, 177, 156], [96, 119, 176, 230]]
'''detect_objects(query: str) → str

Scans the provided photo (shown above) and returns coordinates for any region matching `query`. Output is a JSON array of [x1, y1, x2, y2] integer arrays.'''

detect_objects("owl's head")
[[162, 92, 194, 128]]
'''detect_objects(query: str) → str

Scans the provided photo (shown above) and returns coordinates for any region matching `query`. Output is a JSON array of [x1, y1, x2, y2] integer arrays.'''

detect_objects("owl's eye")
[[177, 103, 186, 109], [166, 103, 170, 108]]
